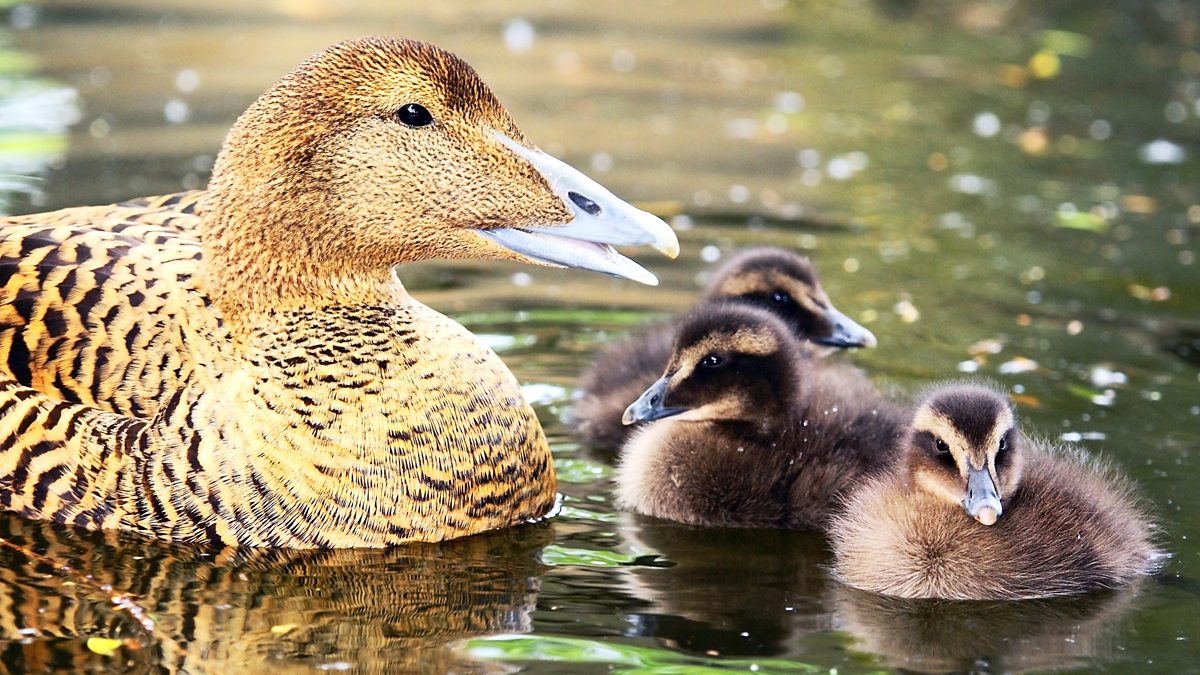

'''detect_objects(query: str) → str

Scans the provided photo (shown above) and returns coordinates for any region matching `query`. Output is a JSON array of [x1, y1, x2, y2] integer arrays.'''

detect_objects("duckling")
[[828, 382, 1162, 600], [0, 37, 678, 548], [572, 247, 876, 450], [613, 303, 904, 530]]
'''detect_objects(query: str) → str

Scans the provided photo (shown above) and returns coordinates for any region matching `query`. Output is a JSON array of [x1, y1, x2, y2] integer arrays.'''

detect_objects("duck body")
[[573, 247, 876, 450], [614, 303, 904, 530], [829, 383, 1162, 600], [0, 37, 678, 547]]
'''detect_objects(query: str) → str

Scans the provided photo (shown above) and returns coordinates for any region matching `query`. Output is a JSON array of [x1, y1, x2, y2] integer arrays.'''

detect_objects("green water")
[[1, 1, 1197, 672]]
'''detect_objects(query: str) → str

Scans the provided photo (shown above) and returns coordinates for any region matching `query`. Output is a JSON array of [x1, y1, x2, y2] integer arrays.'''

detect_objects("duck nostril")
[[650, 394, 660, 406], [569, 191, 602, 216]]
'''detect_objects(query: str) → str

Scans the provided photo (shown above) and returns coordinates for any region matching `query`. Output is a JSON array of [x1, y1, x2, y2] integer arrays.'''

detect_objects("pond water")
[[1, 0, 1198, 672]]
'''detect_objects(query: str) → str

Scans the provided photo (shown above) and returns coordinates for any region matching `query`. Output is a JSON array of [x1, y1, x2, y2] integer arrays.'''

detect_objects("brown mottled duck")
[[0, 37, 678, 548], [572, 247, 876, 450], [829, 382, 1163, 600], [613, 303, 904, 530]]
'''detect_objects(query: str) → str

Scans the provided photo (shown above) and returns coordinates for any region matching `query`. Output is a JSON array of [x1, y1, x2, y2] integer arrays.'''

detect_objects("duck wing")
[[117, 189, 206, 222], [1, 204, 217, 418]]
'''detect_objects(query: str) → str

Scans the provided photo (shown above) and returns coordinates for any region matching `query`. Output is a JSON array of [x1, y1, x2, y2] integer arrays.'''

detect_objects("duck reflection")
[[831, 582, 1145, 673], [615, 517, 835, 657], [0, 515, 550, 674], [614, 515, 1147, 671]]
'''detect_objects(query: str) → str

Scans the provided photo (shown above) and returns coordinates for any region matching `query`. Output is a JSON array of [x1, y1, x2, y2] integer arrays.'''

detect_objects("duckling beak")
[[962, 465, 1003, 526], [622, 376, 688, 425], [810, 305, 877, 349], [477, 134, 680, 286]]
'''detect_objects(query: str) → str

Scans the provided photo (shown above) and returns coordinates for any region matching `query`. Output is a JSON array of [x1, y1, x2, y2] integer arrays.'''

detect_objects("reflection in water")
[[0, 44, 78, 213], [612, 514, 1147, 673], [831, 582, 1145, 673], [615, 517, 834, 657], [0, 515, 549, 673]]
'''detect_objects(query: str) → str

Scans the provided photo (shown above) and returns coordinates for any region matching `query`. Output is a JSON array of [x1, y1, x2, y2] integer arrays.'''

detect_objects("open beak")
[[962, 465, 1003, 526], [810, 304, 877, 349], [475, 134, 680, 286], [621, 376, 687, 425]]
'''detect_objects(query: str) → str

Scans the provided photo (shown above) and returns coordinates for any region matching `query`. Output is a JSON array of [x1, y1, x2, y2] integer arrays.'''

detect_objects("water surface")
[[1, 1, 1198, 672]]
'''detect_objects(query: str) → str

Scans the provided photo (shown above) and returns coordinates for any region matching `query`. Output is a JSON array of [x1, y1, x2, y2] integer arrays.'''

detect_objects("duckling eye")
[[396, 103, 434, 127], [699, 354, 724, 368], [998, 437, 1007, 453], [934, 438, 950, 455], [771, 291, 792, 304]]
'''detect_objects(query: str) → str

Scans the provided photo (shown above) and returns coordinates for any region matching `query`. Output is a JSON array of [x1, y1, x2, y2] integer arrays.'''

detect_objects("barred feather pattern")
[[0, 204, 555, 548], [0, 516, 548, 673]]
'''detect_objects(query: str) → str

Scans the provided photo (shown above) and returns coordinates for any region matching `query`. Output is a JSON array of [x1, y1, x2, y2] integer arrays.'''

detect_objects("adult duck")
[[0, 37, 678, 548]]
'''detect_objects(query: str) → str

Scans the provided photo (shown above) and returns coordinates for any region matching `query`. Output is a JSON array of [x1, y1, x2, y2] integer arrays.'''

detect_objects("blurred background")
[[1, 1, 1198, 672]]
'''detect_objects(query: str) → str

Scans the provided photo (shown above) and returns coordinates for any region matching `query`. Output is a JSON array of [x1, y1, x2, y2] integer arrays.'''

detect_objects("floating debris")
[[893, 300, 920, 323], [1090, 366, 1128, 387], [1139, 139, 1187, 164], [1062, 431, 1107, 442], [968, 338, 1005, 356], [85, 637, 124, 657], [998, 356, 1038, 374]]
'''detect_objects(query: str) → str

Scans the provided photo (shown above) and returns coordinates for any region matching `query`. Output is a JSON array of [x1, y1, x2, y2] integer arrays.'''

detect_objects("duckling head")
[[622, 303, 800, 428], [700, 248, 876, 350], [903, 383, 1026, 526], [202, 37, 678, 316]]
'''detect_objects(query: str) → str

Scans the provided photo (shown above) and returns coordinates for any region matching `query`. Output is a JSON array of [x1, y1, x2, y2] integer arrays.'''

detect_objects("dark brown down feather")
[[573, 247, 873, 450], [613, 303, 904, 531]]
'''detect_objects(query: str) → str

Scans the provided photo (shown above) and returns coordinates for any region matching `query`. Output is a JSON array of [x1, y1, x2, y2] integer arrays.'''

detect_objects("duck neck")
[[198, 185, 410, 327]]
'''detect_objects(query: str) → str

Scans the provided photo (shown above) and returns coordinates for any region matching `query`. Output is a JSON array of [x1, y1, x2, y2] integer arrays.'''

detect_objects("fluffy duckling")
[[613, 303, 904, 530], [829, 382, 1162, 600], [573, 247, 876, 450], [0, 37, 678, 548]]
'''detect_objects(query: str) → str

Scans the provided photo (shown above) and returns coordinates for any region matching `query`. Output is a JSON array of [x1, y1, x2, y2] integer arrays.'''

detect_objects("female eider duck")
[[613, 303, 903, 530], [573, 247, 876, 450], [829, 382, 1163, 600], [0, 37, 678, 548]]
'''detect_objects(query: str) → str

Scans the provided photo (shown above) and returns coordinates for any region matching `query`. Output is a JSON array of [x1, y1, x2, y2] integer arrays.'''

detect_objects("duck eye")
[[771, 291, 792, 304], [699, 354, 724, 368], [396, 103, 433, 127], [934, 438, 950, 455], [998, 437, 1007, 453]]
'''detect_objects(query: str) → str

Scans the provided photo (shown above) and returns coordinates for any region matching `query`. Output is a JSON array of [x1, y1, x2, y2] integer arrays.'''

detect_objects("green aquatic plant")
[[461, 634, 860, 674]]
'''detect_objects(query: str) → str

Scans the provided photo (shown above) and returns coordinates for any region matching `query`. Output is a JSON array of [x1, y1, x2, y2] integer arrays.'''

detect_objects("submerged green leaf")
[[462, 634, 830, 673], [1053, 210, 1108, 232], [553, 457, 611, 484], [538, 545, 641, 567], [556, 504, 621, 523]]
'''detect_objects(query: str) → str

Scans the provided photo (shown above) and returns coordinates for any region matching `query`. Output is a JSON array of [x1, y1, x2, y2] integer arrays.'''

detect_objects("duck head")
[[700, 248, 875, 350], [622, 303, 800, 429], [202, 37, 678, 317], [902, 383, 1026, 526]]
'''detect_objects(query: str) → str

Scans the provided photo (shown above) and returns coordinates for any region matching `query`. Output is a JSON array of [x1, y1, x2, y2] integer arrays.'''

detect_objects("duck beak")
[[476, 134, 680, 286], [962, 465, 1003, 526], [622, 376, 687, 425], [810, 304, 877, 349]]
